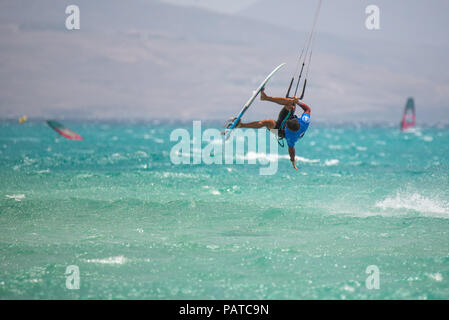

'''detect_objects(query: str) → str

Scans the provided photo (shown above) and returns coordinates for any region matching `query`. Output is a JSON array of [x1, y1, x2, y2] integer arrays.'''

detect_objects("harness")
[[277, 110, 296, 147]]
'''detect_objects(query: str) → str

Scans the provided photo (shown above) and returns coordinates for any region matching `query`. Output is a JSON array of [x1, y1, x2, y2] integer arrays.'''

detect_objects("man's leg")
[[238, 119, 276, 130], [261, 89, 291, 106]]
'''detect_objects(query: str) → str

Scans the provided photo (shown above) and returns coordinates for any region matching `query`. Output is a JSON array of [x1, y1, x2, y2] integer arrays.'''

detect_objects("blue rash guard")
[[284, 113, 311, 147]]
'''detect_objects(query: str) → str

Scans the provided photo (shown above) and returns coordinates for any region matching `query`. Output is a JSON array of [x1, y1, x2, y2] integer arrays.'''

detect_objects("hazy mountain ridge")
[[0, 0, 447, 122]]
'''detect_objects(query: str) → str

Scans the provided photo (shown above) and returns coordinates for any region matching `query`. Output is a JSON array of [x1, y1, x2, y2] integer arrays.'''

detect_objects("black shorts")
[[274, 107, 295, 138]]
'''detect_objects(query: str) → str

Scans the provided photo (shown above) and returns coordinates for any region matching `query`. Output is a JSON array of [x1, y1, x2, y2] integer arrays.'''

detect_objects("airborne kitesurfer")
[[236, 89, 311, 170]]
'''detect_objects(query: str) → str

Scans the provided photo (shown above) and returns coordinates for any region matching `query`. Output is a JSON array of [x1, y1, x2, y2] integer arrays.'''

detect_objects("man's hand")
[[291, 160, 298, 170]]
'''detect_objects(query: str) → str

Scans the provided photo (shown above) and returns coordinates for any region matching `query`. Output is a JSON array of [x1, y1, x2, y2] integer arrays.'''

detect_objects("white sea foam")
[[238, 152, 280, 162], [206, 139, 224, 146], [161, 172, 195, 178], [426, 273, 443, 282], [111, 153, 123, 158], [375, 192, 449, 218], [23, 157, 36, 166], [342, 285, 355, 293], [86, 256, 127, 265], [76, 173, 93, 179], [324, 159, 339, 166], [237, 152, 320, 164], [36, 169, 51, 174], [404, 127, 422, 136], [297, 156, 320, 164], [146, 134, 164, 143], [135, 151, 148, 158], [331, 173, 342, 177], [159, 172, 209, 179], [6, 194, 25, 201], [175, 147, 320, 165], [204, 185, 227, 195]]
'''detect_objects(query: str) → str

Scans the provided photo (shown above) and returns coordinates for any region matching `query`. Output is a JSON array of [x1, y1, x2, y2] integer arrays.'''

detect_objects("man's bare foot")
[[260, 89, 267, 101], [227, 117, 242, 128]]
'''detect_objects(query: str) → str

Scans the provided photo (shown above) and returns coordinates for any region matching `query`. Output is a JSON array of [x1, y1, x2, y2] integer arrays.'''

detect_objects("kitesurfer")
[[236, 89, 311, 170]]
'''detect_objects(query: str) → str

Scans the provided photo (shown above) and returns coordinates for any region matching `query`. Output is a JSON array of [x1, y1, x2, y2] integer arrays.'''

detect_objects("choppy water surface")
[[0, 121, 448, 299]]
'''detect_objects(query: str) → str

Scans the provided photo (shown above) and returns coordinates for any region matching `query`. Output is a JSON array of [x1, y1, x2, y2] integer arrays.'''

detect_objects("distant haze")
[[161, 0, 258, 14], [0, 0, 448, 123]]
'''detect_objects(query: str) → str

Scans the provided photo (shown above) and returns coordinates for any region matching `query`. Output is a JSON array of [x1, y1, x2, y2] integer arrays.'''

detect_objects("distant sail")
[[18, 116, 27, 123], [46, 120, 83, 140], [400, 98, 416, 131]]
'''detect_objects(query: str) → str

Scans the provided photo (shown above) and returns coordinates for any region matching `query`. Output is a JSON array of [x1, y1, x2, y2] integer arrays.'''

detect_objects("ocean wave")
[[328, 145, 343, 150], [76, 173, 94, 179], [426, 273, 443, 282], [324, 159, 339, 166], [237, 152, 282, 162], [297, 156, 320, 164], [202, 185, 223, 195], [403, 127, 422, 136], [85, 256, 128, 265], [34, 169, 51, 174], [144, 134, 164, 143], [173, 148, 321, 164], [375, 192, 449, 218], [157, 172, 210, 179], [22, 156, 37, 166], [237, 152, 320, 163], [5, 194, 25, 201], [134, 150, 148, 158]]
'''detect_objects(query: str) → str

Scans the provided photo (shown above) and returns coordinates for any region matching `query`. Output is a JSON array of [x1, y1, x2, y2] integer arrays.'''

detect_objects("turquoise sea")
[[0, 120, 448, 299]]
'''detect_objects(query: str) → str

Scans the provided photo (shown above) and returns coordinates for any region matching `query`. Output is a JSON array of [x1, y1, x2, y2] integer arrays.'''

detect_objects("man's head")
[[286, 119, 300, 132]]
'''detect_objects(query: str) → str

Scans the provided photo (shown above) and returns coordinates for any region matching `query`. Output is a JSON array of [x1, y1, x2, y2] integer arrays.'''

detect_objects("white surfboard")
[[222, 63, 286, 140]]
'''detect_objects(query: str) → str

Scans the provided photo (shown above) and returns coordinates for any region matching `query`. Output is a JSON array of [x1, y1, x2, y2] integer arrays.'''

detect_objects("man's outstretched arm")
[[288, 146, 298, 170], [297, 101, 311, 115]]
